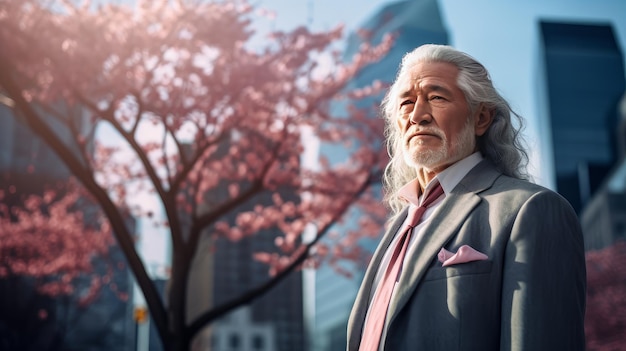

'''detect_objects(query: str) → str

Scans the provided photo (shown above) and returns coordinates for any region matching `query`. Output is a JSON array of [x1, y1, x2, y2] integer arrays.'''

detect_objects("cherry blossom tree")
[[0, 1, 392, 350], [0, 181, 113, 298], [0, 172, 131, 350], [585, 240, 626, 350]]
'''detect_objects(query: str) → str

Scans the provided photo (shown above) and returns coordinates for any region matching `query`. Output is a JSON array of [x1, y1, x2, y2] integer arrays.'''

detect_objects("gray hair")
[[381, 44, 529, 214]]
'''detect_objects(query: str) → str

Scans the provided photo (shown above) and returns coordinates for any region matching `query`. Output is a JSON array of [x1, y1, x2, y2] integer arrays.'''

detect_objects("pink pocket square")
[[438, 245, 488, 267]]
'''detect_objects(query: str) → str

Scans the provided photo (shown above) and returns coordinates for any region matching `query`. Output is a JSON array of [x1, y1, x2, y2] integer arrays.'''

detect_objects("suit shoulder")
[[492, 175, 546, 193], [490, 174, 575, 210]]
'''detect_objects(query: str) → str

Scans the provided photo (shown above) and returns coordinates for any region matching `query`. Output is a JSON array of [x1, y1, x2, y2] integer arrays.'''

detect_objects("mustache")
[[406, 128, 445, 141]]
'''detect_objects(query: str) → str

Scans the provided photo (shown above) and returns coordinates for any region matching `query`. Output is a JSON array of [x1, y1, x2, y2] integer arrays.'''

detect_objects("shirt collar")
[[398, 152, 484, 206]]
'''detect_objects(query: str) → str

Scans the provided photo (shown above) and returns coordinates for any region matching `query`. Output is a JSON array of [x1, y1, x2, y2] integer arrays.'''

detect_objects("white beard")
[[402, 118, 476, 171]]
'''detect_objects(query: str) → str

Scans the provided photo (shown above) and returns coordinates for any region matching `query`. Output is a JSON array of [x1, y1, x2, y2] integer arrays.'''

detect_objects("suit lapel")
[[386, 160, 502, 326], [347, 209, 408, 348]]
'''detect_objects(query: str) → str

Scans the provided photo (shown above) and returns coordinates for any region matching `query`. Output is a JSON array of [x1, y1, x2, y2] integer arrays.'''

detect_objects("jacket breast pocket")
[[421, 260, 493, 282]]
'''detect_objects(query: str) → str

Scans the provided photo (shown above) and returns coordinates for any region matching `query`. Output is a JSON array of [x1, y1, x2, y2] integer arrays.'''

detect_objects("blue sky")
[[255, 0, 626, 187]]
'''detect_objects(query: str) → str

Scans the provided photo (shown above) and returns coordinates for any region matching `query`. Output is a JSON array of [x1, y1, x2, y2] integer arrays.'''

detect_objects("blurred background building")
[[209, 193, 306, 351], [581, 94, 626, 251], [538, 21, 625, 215], [0, 104, 137, 350], [181, 133, 306, 351], [536, 20, 626, 254]]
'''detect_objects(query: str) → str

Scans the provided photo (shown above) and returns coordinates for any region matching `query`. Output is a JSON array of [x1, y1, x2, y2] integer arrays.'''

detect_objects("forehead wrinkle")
[[419, 82, 453, 94], [397, 82, 453, 99]]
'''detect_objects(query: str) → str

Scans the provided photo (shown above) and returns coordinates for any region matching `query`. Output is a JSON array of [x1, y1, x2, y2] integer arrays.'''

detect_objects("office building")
[[538, 21, 626, 214], [0, 104, 136, 350], [210, 306, 277, 351], [581, 92, 626, 251], [208, 161, 305, 351]]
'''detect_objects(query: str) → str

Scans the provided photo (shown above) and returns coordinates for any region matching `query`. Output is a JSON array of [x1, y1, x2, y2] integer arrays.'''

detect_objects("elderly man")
[[347, 44, 586, 351]]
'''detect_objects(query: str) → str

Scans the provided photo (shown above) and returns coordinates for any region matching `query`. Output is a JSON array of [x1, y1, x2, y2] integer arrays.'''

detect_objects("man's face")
[[395, 61, 479, 173]]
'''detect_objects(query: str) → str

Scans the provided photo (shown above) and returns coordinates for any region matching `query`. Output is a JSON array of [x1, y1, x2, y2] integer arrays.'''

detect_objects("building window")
[[615, 221, 625, 238], [252, 334, 265, 350], [229, 334, 240, 350]]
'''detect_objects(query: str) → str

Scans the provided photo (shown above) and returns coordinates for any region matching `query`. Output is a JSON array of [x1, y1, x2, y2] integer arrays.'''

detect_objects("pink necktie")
[[359, 182, 444, 351]]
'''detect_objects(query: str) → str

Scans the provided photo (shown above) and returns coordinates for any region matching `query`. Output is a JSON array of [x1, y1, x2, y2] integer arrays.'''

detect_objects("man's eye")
[[430, 95, 444, 100], [400, 100, 414, 107]]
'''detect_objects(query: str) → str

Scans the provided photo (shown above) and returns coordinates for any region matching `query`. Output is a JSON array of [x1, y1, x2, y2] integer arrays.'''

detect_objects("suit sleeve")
[[500, 190, 586, 351]]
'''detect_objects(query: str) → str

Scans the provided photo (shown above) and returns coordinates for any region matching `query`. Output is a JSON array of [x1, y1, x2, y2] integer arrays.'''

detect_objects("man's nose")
[[409, 98, 432, 125]]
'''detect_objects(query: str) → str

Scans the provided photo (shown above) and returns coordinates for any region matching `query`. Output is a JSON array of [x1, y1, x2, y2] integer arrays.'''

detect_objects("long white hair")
[[381, 44, 529, 215]]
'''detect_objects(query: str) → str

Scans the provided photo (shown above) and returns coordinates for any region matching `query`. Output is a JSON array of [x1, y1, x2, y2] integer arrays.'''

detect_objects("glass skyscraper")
[[538, 21, 626, 214]]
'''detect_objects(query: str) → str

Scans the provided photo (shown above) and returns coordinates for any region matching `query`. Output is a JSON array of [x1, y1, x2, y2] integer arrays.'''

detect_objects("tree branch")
[[186, 165, 379, 338], [73, 93, 185, 253]]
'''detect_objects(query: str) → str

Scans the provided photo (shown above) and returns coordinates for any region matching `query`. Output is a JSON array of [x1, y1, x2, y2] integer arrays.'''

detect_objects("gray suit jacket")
[[347, 160, 586, 351]]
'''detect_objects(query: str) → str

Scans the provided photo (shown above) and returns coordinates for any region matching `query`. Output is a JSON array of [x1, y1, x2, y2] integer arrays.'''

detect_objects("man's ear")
[[474, 103, 494, 136]]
